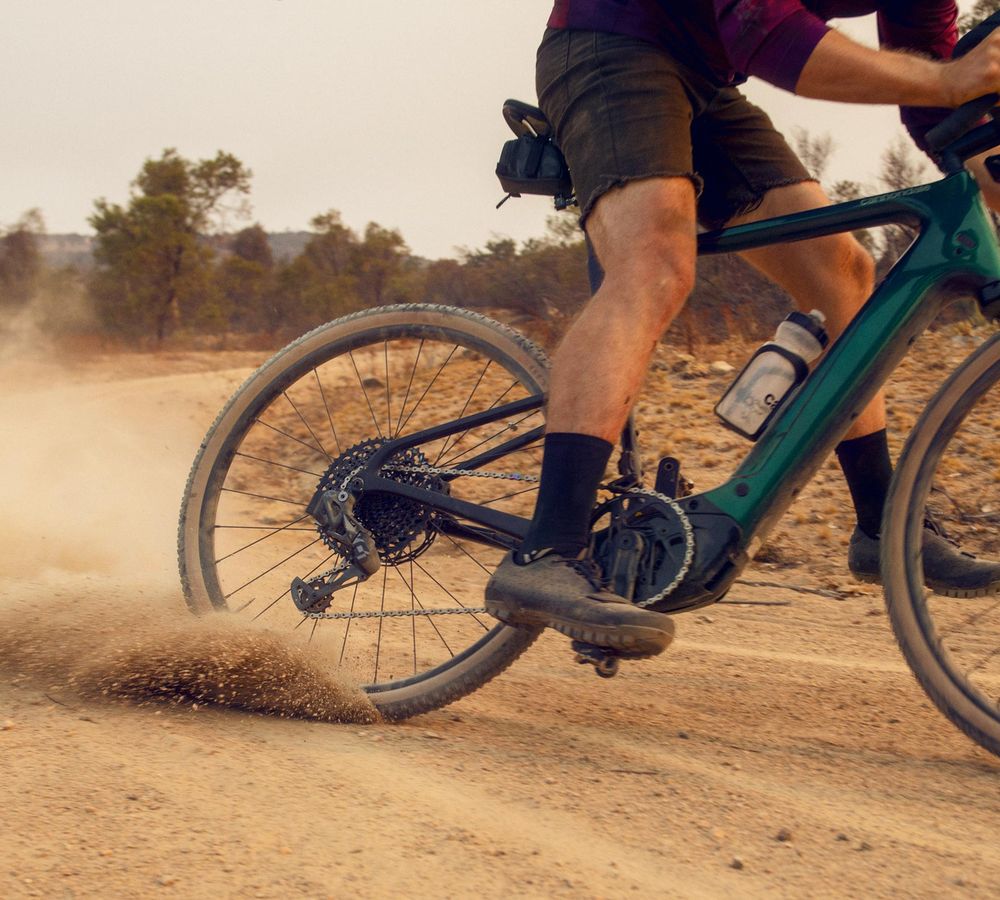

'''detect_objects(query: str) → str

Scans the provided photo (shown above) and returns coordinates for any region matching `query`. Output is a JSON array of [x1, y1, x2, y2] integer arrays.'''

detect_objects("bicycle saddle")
[[503, 99, 553, 139]]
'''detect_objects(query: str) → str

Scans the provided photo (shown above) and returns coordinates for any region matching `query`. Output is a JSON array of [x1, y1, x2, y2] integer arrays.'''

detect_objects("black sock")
[[519, 432, 613, 560], [835, 428, 892, 539]]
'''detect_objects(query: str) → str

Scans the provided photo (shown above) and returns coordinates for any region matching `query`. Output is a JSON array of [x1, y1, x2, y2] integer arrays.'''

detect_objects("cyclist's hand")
[[943, 32, 1000, 107], [967, 151, 1000, 212]]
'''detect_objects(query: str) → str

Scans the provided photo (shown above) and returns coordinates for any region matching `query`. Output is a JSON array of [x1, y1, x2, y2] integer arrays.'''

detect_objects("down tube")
[[699, 221, 1000, 552]]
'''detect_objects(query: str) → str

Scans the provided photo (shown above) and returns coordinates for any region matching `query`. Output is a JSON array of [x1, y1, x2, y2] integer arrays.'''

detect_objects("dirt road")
[[1, 344, 997, 899]]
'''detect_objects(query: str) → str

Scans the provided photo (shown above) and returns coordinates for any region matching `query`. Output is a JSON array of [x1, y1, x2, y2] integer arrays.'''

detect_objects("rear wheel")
[[883, 331, 1000, 757], [178, 304, 548, 720]]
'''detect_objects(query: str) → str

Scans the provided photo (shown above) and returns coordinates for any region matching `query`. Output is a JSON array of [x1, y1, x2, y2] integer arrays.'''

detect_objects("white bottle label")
[[715, 351, 796, 436]]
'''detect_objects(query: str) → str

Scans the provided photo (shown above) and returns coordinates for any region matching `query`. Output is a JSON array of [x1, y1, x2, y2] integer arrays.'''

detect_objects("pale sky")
[[1, 2, 979, 259]]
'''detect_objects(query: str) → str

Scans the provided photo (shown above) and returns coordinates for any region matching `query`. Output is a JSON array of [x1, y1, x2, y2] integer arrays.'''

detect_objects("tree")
[[0, 209, 43, 310], [959, 1, 1000, 33], [230, 223, 273, 268], [88, 149, 251, 342], [217, 224, 276, 333], [792, 128, 834, 181], [354, 222, 409, 307]]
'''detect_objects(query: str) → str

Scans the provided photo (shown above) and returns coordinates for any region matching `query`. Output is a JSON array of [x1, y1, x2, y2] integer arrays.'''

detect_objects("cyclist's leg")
[[486, 181, 693, 655], [728, 180, 883, 441], [546, 177, 697, 440], [486, 29, 701, 652]]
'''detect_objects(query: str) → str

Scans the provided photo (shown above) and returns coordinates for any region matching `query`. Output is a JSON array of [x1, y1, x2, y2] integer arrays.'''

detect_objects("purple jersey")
[[547, 1, 958, 149]]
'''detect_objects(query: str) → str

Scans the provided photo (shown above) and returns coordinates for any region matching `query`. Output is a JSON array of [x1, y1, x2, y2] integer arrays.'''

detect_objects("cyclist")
[[485, 1, 1000, 656]]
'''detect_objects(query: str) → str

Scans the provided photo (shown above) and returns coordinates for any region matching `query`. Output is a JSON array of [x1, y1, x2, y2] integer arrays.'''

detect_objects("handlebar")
[[926, 11, 1000, 167], [925, 93, 998, 158]]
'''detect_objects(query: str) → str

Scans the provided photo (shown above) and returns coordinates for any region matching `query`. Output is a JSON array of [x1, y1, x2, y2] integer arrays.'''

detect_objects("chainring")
[[315, 438, 447, 564], [591, 492, 692, 610]]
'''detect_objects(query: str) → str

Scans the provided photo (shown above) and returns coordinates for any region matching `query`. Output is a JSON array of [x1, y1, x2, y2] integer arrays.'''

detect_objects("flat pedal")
[[571, 641, 623, 678]]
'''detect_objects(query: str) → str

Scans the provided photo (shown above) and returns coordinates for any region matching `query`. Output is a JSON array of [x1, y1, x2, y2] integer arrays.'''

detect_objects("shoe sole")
[[851, 571, 1000, 598], [484, 598, 674, 656]]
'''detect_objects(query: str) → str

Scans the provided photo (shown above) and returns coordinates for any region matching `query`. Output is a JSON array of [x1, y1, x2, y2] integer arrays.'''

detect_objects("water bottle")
[[714, 310, 829, 440]]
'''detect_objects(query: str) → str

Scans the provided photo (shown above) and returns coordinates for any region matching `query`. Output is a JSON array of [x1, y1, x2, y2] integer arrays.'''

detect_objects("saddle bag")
[[495, 133, 572, 199]]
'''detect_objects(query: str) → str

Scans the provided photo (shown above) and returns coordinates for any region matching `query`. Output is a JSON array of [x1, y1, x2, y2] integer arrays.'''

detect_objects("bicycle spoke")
[[437, 378, 522, 466], [252, 550, 337, 622], [384, 341, 392, 439], [313, 367, 342, 455], [374, 567, 388, 683], [938, 596, 1000, 642], [214, 514, 312, 564], [480, 485, 539, 507], [254, 418, 329, 460], [434, 358, 492, 464], [225, 537, 323, 604], [441, 531, 495, 576], [338, 581, 361, 666], [393, 339, 424, 438], [411, 557, 490, 631], [233, 451, 324, 479], [439, 411, 542, 469], [964, 643, 1000, 680], [396, 345, 459, 435], [220, 487, 307, 507], [214, 522, 314, 531], [410, 559, 418, 676], [392, 564, 454, 656], [349, 350, 385, 439], [282, 390, 331, 461]]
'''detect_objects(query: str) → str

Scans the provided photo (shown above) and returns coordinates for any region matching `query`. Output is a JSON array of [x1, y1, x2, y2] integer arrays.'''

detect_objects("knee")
[[838, 237, 875, 302], [604, 237, 696, 330]]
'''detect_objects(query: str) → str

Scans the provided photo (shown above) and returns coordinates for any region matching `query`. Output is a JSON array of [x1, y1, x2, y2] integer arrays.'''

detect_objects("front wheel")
[[883, 331, 1000, 757], [178, 304, 548, 720]]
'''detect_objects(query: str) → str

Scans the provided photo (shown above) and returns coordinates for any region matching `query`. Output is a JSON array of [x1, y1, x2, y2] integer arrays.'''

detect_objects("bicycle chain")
[[620, 485, 695, 608], [305, 461, 693, 619], [308, 605, 488, 620]]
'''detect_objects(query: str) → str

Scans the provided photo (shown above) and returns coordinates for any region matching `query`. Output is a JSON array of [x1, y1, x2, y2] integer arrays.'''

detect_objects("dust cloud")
[[0, 350, 379, 724]]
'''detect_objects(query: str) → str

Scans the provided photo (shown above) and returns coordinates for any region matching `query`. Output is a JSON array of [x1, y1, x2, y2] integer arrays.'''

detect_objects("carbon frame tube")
[[688, 170, 1000, 555]]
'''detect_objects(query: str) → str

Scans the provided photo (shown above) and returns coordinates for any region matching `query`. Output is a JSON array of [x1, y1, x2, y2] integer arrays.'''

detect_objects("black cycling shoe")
[[848, 524, 1000, 597], [484, 550, 675, 656]]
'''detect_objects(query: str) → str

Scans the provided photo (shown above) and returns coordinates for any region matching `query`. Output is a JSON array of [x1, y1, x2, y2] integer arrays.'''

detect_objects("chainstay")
[[307, 462, 694, 620], [386, 464, 694, 606]]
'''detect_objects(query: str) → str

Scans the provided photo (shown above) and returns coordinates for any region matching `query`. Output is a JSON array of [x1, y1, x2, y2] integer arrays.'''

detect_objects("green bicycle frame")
[[355, 162, 1000, 609], [696, 169, 1000, 559]]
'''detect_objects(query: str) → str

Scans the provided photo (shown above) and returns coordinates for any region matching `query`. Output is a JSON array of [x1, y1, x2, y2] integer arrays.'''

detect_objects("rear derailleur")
[[289, 487, 380, 613]]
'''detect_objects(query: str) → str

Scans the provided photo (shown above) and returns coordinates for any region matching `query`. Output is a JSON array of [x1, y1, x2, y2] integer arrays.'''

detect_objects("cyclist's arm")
[[796, 28, 1000, 108]]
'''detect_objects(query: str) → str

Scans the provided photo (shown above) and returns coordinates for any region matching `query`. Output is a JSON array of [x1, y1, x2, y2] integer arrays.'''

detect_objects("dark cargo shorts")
[[536, 28, 814, 230]]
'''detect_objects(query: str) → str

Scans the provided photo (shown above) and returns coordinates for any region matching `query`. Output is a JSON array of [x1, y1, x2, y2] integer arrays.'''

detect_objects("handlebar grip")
[[925, 11, 1000, 156], [925, 93, 998, 155]]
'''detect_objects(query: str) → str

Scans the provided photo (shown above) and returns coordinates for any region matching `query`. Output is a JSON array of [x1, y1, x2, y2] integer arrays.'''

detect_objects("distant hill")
[[39, 234, 94, 269], [38, 231, 314, 270]]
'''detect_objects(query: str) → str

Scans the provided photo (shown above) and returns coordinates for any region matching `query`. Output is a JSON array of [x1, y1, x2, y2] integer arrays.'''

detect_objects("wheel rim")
[[189, 313, 546, 694], [893, 342, 1000, 740]]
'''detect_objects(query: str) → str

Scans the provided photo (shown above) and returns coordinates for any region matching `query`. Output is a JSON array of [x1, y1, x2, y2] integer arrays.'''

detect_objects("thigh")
[[692, 88, 814, 230], [535, 28, 704, 226], [730, 180, 873, 310]]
